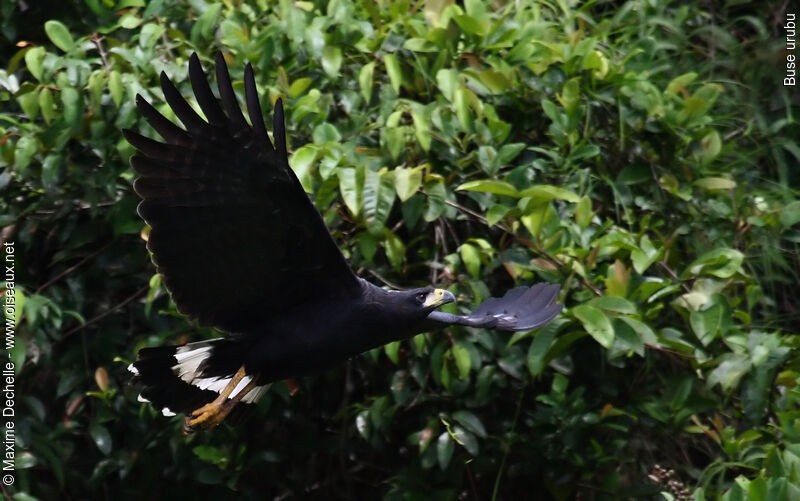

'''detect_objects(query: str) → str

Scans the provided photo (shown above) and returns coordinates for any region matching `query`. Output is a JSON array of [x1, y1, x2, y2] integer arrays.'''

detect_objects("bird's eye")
[[416, 293, 426, 303]]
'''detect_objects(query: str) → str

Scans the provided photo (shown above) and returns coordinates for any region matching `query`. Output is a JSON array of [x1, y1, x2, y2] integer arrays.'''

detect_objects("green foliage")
[[1, 0, 798, 499]]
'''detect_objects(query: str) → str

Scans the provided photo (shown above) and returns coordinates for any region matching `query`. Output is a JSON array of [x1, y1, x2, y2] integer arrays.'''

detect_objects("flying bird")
[[122, 53, 563, 434]]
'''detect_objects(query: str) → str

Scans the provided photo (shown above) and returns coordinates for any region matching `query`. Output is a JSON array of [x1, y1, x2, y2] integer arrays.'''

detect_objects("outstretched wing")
[[425, 283, 562, 331], [122, 53, 360, 332]]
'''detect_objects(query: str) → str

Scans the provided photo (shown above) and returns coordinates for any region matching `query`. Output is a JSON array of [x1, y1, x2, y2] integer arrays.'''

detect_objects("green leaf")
[[452, 343, 472, 379], [452, 410, 487, 438], [617, 317, 657, 346], [497, 143, 526, 164], [527, 328, 557, 377], [694, 176, 735, 191], [337, 167, 363, 215], [679, 83, 721, 123], [384, 127, 404, 160], [355, 410, 370, 438], [120, 13, 142, 29], [44, 20, 75, 52], [359, 62, 375, 102], [583, 50, 608, 79], [17, 90, 39, 121], [190, 3, 219, 41], [476, 69, 510, 94], [573, 305, 615, 349], [15, 452, 37, 470], [575, 195, 592, 228], [454, 86, 471, 130], [193, 445, 228, 467], [61, 87, 80, 124], [686, 248, 744, 278], [665, 72, 698, 96], [517, 184, 580, 203], [456, 180, 518, 197], [109, 70, 123, 108], [463, 0, 486, 17], [697, 130, 722, 164], [459, 243, 481, 278], [290, 144, 318, 192], [520, 202, 547, 237], [89, 422, 112, 455], [358, 231, 377, 263], [541, 99, 566, 128], [38, 87, 55, 124], [363, 168, 396, 234], [587, 296, 637, 314], [288, 77, 312, 98], [321, 46, 342, 77], [384, 341, 400, 364], [403, 38, 439, 52], [14, 135, 37, 172], [612, 318, 645, 356], [394, 166, 423, 202], [437, 432, 454, 469], [690, 303, 724, 346], [312, 122, 341, 143], [451, 426, 479, 455], [423, 179, 446, 222], [41, 154, 60, 191], [383, 229, 405, 273], [410, 107, 431, 151], [384, 53, 402, 93], [559, 77, 581, 115], [708, 354, 751, 392], [436, 69, 458, 102], [453, 14, 485, 36], [631, 235, 661, 274], [568, 144, 601, 163], [781, 200, 800, 227], [24, 46, 46, 81], [486, 204, 511, 226], [88, 70, 105, 111]]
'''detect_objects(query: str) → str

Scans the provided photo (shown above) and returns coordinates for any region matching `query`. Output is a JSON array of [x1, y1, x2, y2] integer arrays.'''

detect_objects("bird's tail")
[[128, 338, 270, 419]]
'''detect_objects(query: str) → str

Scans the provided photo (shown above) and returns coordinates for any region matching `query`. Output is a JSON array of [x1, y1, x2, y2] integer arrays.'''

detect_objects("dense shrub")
[[1, 0, 798, 499]]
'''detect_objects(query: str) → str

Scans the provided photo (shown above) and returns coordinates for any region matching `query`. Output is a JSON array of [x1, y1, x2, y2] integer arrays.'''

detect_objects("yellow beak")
[[422, 289, 456, 308]]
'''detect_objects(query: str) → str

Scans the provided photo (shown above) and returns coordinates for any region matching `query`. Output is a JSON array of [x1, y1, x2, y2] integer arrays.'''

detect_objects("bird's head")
[[382, 288, 456, 324], [410, 287, 457, 312], [379, 286, 456, 318]]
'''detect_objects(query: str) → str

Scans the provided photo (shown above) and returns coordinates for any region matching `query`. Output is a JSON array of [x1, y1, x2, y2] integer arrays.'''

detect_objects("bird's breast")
[[244, 299, 397, 382]]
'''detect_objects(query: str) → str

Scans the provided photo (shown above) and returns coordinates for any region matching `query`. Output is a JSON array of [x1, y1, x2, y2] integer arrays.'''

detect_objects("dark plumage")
[[123, 53, 563, 433]]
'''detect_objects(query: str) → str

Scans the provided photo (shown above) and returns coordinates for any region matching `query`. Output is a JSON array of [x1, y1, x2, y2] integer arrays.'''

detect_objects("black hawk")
[[123, 53, 563, 433]]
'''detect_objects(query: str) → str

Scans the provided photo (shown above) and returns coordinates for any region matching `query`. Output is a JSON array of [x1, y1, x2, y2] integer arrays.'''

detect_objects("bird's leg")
[[183, 366, 258, 434]]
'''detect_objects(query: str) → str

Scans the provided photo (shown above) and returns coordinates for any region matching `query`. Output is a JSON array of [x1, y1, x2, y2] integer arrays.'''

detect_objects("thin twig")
[[91, 33, 109, 70], [61, 285, 148, 340], [657, 261, 691, 293], [338, 361, 354, 499], [491, 385, 526, 501], [366, 269, 403, 289], [431, 224, 441, 284], [440, 196, 602, 296], [35, 242, 111, 294]]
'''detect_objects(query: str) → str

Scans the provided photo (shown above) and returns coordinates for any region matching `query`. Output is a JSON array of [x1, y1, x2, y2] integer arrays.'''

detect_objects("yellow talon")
[[182, 366, 258, 435]]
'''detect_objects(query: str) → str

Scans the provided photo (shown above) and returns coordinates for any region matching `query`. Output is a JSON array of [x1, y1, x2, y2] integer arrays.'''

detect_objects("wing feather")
[[215, 52, 250, 137], [123, 52, 361, 333], [188, 53, 227, 126], [425, 283, 562, 332], [135, 95, 191, 146]]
